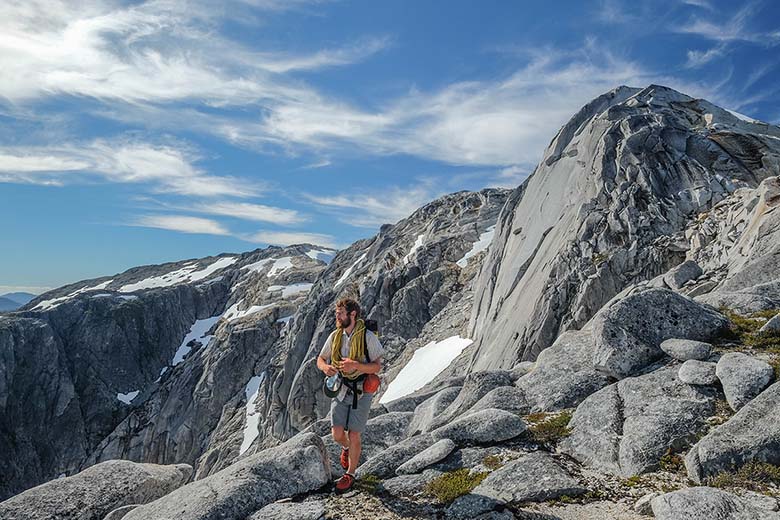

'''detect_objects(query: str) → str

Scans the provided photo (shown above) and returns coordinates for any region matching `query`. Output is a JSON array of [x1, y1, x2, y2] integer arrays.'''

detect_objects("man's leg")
[[347, 430, 361, 474], [332, 426, 348, 449]]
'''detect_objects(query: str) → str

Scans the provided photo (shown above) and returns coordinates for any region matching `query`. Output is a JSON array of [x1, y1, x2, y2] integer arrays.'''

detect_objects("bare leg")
[[332, 426, 349, 449], [347, 430, 361, 474]]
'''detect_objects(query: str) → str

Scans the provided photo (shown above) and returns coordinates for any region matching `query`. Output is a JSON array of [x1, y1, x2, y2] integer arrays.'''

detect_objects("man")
[[317, 298, 384, 493]]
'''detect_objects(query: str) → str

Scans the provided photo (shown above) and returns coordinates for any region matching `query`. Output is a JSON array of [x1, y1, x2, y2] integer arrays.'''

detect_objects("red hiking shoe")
[[335, 473, 355, 493], [339, 448, 350, 470]]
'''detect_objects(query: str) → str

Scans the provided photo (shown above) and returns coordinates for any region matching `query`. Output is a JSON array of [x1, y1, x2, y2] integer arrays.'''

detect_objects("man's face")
[[335, 307, 352, 328]]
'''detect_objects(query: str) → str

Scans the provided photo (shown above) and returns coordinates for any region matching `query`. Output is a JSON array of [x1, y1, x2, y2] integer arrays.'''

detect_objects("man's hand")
[[339, 358, 361, 373], [323, 364, 338, 377]]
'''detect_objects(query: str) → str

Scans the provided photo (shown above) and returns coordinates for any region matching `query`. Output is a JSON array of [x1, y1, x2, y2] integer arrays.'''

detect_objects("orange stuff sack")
[[363, 373, 380, 393]]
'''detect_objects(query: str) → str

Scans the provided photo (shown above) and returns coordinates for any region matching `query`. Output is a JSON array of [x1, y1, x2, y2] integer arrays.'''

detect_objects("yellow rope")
[[331, 319, 367, 380]]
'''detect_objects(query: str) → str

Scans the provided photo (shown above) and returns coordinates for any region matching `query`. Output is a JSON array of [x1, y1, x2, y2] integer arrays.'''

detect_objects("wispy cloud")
[[681, 0, 713, 9], [131, 215, 231, 235], [0, 1, 386, 105], [0, 139, 258, 197], [191, 201, 306, 225], [685, 44, 727, 68], [255, 40, 649, 166], [304, 181, 445, 227], [491, 165, 532, 188], [0, 285, 53, 295], [246, 230, 338, 248]]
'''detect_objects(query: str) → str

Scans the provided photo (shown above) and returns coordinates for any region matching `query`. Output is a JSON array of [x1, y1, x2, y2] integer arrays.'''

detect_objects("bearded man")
[[316, 298, 384, 493]]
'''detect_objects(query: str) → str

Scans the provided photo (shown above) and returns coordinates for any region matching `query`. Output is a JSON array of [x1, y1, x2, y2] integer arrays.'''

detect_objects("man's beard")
[[338, 316, 352, 328]]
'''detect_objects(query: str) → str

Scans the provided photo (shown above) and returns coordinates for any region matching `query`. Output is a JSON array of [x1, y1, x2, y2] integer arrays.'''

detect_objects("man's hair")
[[335, 297, 360, 318]]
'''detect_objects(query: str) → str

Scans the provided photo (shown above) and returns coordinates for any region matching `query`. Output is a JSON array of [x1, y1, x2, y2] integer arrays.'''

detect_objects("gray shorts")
[[330, 391, 374, 433]]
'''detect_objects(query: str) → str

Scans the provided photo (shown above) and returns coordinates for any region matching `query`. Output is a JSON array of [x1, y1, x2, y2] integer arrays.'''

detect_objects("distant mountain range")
[[0, 292, 36, 311]]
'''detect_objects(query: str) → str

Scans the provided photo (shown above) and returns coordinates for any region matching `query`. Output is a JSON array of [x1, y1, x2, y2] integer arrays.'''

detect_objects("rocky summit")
[[2, 84, 780, 519]]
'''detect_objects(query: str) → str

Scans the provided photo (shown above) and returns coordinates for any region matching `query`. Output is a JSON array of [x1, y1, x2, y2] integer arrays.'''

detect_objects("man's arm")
[[339, 357, 381, 375], [317, 355, 338, 376], [318, 332, 338, 376]]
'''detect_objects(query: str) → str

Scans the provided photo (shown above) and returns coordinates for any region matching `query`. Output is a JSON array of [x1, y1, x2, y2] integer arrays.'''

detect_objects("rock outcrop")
[[0, 459, 191, 520], [469, 85, 780, 370], [121, 433, 329, 520], [686, 382, 780, 484]]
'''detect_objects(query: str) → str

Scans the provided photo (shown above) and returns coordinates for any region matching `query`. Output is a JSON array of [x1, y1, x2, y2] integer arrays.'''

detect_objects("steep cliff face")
[[248, 189, 509, 453], [0, 245, 332, 499], [468, 85, 780, 370]]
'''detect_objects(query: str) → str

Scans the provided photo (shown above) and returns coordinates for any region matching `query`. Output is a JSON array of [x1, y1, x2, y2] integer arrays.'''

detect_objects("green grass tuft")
[[717, 308, 780, 353], [355, 474, 382, 494], [708, 462, 780, 493], [659, 448, 684, 473], [526, 411, 573, 445], [424, 468, 489, 503]]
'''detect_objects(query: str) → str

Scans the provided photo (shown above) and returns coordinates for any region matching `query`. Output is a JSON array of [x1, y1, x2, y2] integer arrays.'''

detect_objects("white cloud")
[[0, 140, 257, 197], [0, 1, 387, 105], [681, 0, 713, 9], [304, 182, 444, 227], [193, 201, 306, 225], [0, 285, 52, 295], [247, 230, 338, 248], [257, 41, 649, 166], [491, 165, 531, 188], [674, 4, 771, 43], [132, 215, 231, 235], [685, 44, 726, 68]]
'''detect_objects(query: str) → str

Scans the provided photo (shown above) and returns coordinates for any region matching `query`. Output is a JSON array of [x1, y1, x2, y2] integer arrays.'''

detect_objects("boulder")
[[361, 412, 415, 459], [760, 313, 780, 333], [660, 338, 712, 361], [462, 386, 529, 417], [431, 408, 527, 446], [560, 367, 715, 476], [356, 433, 436, 479], [678, 360, 718, 386], [446, 493, 503, 519], [664, 260, 703, 290], [104, 505, 140, 520], [0, 460, 191, 520], [592, 288, 728, 379], [651, 487, 779, 520], [407, 386, 462, 436], [426, 371, 514, 431], [686, 382, 780, 483], [716, 352, 774, 411], [471, 452, 586, 503], [380, 469, 442, 497], [248, 500, 326, 520], [515, 328, 611, 412], [121, 433, 329, 520], [397, 439, 457, 475]]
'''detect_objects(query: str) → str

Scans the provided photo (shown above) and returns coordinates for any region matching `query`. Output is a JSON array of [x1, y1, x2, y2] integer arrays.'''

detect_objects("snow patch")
[[119, 257, 236, 292], [726, 109, 760, 124], [277, 315, 294, 324], [306, 248, 336, 264], [335, 252, 368, 287], [267, 282, 313, 298], [117, 390, 140, 404], [267, 257, 294, 278], [172, 316, 221, 366], [33, 279, 114, 310], [223, 301, 274, 322], [403, 234, 425, 265], [241, 258, 274, 274], [379, 335, 473, 404], [240, 373, 267, 455], [456, 225, 496, 268]]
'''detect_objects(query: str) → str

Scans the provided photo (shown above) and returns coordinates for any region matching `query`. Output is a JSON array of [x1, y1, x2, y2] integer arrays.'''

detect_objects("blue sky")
[[1, 0, 779, 294]]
